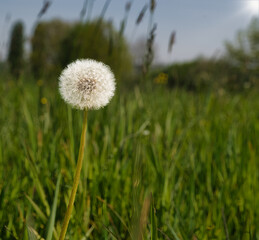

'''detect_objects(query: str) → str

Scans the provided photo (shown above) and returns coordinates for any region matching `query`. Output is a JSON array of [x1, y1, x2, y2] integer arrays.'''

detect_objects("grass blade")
[[25, 195, 47, 222], [27, 225, 41, 240], [167, 224, 181, 240], [46, 172, 62, 240], [24, 157, 51, 216], [150, 197, 157, 240]]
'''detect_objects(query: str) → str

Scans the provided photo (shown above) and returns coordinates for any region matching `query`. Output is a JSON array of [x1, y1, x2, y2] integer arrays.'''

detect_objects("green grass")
[[0, 78, 258, 239]]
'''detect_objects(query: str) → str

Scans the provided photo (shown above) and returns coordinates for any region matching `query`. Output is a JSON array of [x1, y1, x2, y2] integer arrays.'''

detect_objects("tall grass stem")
[[59, 110, 88, 240]]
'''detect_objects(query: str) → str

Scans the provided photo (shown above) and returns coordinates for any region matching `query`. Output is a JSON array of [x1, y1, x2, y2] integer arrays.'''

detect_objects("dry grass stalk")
[[150, 0, 156, 13], [168, 31, 176, 53], [38, 0, 51, 18], [80, 0, 88, 22], [142, 23, 157, 77], [136, 4, 148, 25], [137, 194, 151, 240]]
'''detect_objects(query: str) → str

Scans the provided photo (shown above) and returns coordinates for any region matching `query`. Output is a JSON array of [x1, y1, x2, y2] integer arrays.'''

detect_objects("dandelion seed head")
[[59, 59, 116, 110]]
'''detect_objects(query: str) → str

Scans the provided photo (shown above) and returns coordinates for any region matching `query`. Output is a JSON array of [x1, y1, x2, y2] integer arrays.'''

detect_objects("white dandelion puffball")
[[59, 59, 116, 110]]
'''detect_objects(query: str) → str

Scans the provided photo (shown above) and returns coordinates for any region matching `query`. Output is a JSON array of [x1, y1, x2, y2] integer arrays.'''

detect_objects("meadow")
[[0, 77, 258, 240]]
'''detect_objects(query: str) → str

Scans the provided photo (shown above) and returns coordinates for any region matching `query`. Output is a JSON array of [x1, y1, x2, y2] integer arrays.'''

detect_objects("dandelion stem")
[[59, 110, 88, 240]]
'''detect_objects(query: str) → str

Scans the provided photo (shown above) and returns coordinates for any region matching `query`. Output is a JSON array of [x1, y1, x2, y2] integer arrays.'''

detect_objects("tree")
[[7, 21, 24, 78], [30, 19, 71, 79], [59, 19, 133, 81], [225, 17, 259, 89]]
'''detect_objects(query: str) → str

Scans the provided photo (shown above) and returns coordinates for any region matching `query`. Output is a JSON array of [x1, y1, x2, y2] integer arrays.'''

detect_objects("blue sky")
[[0, 0, 258, 63]]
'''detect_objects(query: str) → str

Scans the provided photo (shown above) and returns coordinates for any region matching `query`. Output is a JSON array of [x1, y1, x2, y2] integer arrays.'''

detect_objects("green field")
[[0, 78, 258, 239]]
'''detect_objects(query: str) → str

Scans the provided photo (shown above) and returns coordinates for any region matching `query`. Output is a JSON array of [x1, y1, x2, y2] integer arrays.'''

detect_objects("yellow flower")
[[154, 72, 168, 84], [41, 97, 47, 105], [37, 79, 44, 86]]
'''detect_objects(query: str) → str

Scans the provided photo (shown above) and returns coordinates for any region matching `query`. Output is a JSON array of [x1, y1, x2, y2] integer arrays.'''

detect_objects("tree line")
[[7, 19, 133, 81], [6, 17, 259, 90]]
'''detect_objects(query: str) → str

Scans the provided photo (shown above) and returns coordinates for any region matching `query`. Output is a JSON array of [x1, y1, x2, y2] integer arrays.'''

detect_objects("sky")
[[0, 0, 258, 64]]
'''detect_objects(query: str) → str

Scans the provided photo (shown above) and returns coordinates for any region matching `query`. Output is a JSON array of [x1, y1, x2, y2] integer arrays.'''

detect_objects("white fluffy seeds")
[[59, 59, 116, 110]]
